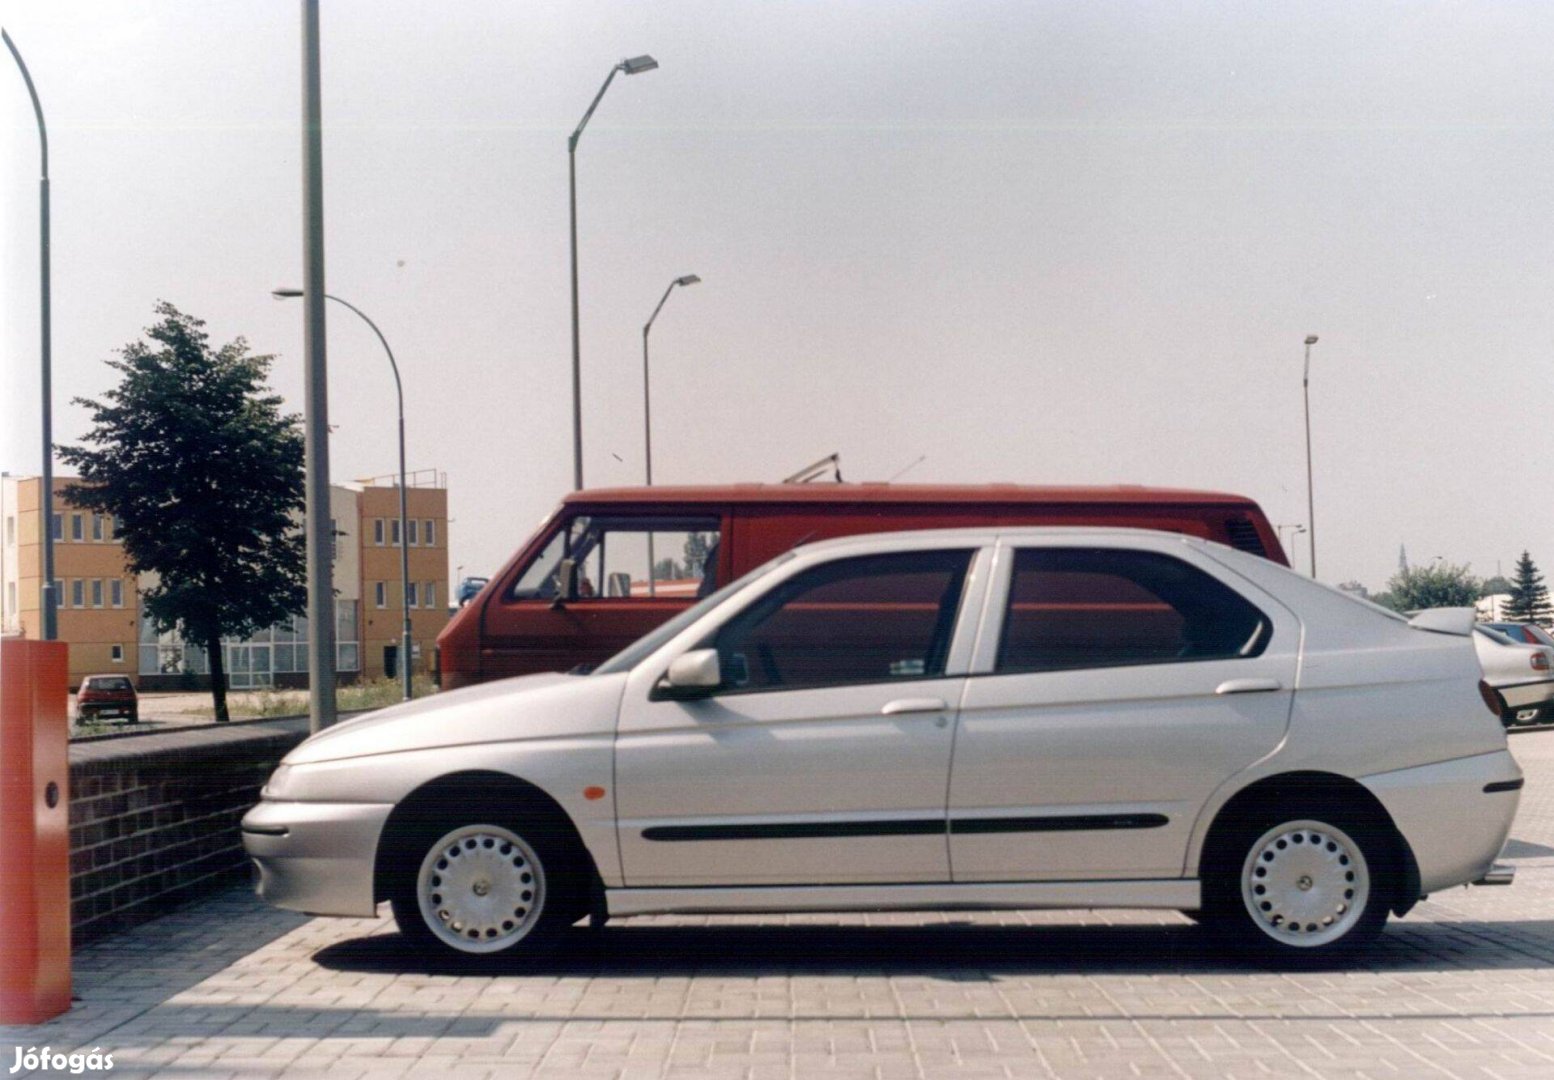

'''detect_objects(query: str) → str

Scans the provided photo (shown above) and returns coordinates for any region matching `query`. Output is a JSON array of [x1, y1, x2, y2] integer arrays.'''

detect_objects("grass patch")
[[192, 675, 439, 720]]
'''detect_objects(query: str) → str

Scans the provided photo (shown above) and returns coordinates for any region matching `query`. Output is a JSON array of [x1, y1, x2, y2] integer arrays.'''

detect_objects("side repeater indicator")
[[583, 786, 607, 801]]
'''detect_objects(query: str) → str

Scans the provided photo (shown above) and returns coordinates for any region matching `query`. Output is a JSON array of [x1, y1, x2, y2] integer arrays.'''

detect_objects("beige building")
[[0, 472, 449, 690]]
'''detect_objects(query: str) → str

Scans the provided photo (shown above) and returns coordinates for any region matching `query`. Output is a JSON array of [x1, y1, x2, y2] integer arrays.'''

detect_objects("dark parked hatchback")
[[76, 674, 138, 724]]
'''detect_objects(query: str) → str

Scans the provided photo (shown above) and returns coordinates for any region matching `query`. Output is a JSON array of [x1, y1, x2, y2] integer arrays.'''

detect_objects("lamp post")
[[4, 29, 56, 640], [1276, 523, 1307, 567], [568, 54, 658, 492], [641, 274, 699, 596], [1301, 334, 1319, 579], [274, 288, 413, 702], [642, 275, 700, 487]]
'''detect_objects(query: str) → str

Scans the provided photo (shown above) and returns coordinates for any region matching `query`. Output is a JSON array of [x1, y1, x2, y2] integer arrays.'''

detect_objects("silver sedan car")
[[243, 528, 1521, 966]]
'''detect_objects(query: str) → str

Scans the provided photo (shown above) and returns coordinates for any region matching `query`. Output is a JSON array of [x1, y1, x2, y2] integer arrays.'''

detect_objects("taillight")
[[1480, 680, 1504, 718], [1532, 652, 1551, 672]]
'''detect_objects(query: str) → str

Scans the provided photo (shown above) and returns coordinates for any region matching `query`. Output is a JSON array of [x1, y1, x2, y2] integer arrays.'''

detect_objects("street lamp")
[[1276, 523, 1307, 561], [642, 274, 700, 487], [568, 54, 658, 492], [1302, 334, 1319, 579], [4, 29, 56, 640], [273, 288, 414, 702], [641, 273, 698, 596]]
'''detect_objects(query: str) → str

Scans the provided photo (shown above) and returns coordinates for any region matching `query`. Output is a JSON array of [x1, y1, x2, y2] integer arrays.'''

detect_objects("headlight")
[[261, 763, 293, 799]]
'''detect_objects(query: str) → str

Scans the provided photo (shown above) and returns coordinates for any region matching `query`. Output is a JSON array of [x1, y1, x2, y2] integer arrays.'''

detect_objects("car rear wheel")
[[1210, 812, 1390, 966], [390, 820, 571, 961]]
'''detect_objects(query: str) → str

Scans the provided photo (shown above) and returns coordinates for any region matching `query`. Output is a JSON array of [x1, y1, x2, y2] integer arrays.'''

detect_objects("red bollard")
[[0, 637, 72, 1024]]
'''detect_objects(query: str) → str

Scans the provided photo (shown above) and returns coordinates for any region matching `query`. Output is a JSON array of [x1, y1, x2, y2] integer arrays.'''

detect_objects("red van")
[[438, 484, 1288, 689]]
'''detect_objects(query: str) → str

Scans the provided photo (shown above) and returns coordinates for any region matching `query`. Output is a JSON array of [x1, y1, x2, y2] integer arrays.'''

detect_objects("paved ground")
[[8, 732, 1554, 1079]]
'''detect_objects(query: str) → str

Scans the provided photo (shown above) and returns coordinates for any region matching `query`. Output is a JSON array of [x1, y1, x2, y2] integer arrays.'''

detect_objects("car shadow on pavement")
[[312, 917, 1554, 978]]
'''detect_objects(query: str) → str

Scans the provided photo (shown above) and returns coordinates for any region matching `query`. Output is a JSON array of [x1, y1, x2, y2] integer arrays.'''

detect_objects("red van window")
[[510, 516, 721, 601]]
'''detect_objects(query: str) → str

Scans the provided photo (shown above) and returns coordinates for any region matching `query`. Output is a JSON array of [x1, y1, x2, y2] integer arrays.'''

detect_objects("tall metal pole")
[[301, 0, 336, 731], [4, 29, 56, 640], [567, 58, 655, 492], [1302, 335, 1319, 580]]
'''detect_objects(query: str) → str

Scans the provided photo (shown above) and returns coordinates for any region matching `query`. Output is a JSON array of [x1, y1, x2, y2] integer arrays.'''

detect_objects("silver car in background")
[[1473, 624, 1554, 726], [244, 527, 1521, 967]]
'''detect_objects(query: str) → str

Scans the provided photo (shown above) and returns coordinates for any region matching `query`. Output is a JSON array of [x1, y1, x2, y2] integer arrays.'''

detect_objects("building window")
[[52, 579, 64, 607], [407, 582, 419, 608], [425, 581, 436, 609], [408, 519, 419, 546], [374, 581, 386, 608], [71, 580, 84, 608], [91, 579, 104, 608], [424, 519, 436, 546], [105, 515, 116, 541], [390, 519, 401, 546], [5, 581, 15, 615], [373, 518, 384, 545], [111, 579, 124, 608], [5, 515, 14, 545], [111, 644, 124, 663], [51, 514, 62, 541], [71, 514, 83, 541], [91, 513, 104, 541]]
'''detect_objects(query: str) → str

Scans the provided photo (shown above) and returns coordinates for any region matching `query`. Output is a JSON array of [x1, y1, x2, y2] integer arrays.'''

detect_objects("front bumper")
[[241, 798, 394, 917], [1362, 750, 1522, 895]]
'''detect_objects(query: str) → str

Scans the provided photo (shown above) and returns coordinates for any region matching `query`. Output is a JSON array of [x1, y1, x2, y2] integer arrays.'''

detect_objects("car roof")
[[562, 483, 1262, 509], [783, 524, 1218, 557]]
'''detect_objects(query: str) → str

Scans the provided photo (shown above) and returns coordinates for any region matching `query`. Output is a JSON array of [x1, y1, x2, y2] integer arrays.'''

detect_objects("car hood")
[[283, 671, 627, 765]]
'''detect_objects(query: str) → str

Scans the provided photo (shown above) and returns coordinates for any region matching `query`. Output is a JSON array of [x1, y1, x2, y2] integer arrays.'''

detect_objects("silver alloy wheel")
[[415, 824, 546, 954], [1240, 819, 1370, 948]]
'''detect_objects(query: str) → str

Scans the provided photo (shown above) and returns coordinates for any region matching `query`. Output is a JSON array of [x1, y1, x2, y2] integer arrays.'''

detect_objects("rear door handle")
[[1215, 678, 1283, 695], [882, 697, 949, 715]]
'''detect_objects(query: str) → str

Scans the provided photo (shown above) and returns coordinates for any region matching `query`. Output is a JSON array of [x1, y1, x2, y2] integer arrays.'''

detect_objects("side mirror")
[[550, 558, 578, 609], [654, 648, 722, 700]]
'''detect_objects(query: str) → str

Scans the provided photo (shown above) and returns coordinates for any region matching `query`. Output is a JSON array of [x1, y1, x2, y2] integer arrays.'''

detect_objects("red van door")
[[476, 511, 726, 678]]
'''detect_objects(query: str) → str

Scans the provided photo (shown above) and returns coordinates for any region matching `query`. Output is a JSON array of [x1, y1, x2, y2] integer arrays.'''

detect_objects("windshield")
[[592, 553, 794, 676]]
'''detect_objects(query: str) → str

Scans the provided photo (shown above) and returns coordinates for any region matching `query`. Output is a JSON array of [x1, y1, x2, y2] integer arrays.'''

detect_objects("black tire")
[[388, 814, 580, 963], [1203, 806, 1392, 967]]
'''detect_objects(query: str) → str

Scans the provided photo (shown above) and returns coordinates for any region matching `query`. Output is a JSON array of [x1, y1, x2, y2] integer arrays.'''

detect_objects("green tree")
[[60, 302, 306, 722], [1502, 551, 1552, 625], [1480, 575, 1514, 598], [1375, 561, 1481, 613]]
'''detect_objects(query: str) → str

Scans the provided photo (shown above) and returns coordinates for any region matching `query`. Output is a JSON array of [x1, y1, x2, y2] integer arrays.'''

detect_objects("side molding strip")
[[641, 813, 1169, 842]]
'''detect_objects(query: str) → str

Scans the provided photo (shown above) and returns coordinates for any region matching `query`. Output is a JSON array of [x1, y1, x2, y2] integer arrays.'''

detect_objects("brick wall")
[[68, 718, 309, 943]]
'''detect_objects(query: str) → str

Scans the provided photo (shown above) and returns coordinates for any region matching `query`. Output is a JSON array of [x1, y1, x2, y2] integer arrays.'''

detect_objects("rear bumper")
[[241, 798, 393, 917], [1361, 750, 1522, 895], [1495, 678, 1554, 710]]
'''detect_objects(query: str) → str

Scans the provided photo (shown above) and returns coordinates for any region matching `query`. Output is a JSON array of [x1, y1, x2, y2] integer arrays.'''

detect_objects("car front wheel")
[[391, 820, 569, 960], [1215, 813, 1390, 965]]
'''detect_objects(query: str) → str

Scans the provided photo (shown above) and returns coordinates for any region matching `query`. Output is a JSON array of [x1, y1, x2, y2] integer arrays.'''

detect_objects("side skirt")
[[606, 879, 1200, 918]]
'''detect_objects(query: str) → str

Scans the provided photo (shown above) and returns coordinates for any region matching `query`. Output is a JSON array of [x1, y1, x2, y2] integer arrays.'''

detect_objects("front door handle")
[[882, 697, 948, 715], [1215, 678, 1283, 695]]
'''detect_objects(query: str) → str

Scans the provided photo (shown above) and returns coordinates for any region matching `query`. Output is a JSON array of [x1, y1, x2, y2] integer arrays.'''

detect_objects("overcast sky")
[[5, 1, 1554, 591]]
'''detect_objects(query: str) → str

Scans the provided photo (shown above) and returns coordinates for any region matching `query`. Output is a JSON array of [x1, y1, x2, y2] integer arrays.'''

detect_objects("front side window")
[[995, 548, 1269, 675], [510, 515, 722, 601], [709, 549, 973, 693]]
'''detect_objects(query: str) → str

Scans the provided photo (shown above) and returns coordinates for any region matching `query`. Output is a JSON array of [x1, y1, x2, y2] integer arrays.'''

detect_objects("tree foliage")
[[1502, 551, 1552, 625], [1374, 561, 1480, 613], [59, 302, 306, 721]]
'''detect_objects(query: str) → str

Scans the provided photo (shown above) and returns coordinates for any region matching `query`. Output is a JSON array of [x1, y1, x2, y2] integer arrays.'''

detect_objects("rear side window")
[[996, 548, 1268, 675], [711, 549, 972, 692], [87, 677, 133, 692]]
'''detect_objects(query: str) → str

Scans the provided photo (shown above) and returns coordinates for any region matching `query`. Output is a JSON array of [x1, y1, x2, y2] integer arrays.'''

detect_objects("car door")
[[948, 538, 1299, 882], [614, 544, 989, 886]]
